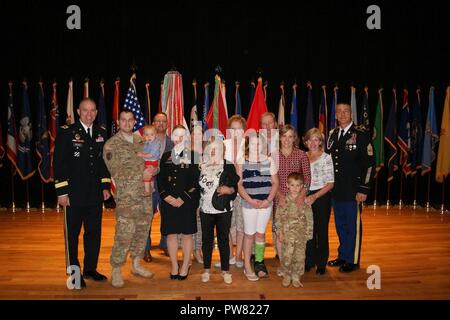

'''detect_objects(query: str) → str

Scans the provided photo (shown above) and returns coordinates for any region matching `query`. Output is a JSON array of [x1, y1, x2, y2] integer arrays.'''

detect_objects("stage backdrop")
[[0, 1, 448, 208]]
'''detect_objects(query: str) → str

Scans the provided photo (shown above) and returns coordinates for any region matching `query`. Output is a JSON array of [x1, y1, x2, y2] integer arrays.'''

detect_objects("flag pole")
[[386, 180, 391, 210], [413, 173, 418, 210], [25, 180, 31, 213], [440, 179, 447, 214], [373, 172, 379, 209], [41, 180, 45, 213], [426, 172, 431, 212], [398, 171, 404, 210], [11, 168, 16, 214]]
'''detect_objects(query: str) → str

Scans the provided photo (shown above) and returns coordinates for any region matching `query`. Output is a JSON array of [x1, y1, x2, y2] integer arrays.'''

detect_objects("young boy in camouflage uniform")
[[275, 172, 313, 288]]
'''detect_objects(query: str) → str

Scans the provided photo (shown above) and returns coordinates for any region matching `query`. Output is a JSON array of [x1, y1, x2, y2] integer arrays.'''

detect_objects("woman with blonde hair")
[[303, 128, 334, 275]]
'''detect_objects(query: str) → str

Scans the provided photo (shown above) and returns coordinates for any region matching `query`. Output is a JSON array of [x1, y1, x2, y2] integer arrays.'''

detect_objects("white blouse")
[[199, 164, 232, 214], [309, 152, 334, 191]]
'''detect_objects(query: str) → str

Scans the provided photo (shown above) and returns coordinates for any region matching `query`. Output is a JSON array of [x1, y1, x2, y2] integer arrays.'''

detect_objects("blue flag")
[[202, 82, 210, 131], [384, 89, 399, 182], [290, 83, 298, 131], [235, 81, 242, 115], [398, 89, 412, 175], [7, 82, 18, 174], [123, 75, 145, 132], [17, 82, 35, 180], [410, 89, 423, 175], [36, 82, 51, 182], [97, 81, 108, 131], [304, 82, 315, 133], [421, 86, 439, 175]]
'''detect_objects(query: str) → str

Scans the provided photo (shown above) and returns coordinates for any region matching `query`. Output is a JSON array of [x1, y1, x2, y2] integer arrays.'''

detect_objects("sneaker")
[[282, 276, 291, 287], [292, 279, 303, 288], [235, 259, 244, 268], [229, 256, 236, 265], [201, 272, 210, 283], [222, 272, 232, 284]]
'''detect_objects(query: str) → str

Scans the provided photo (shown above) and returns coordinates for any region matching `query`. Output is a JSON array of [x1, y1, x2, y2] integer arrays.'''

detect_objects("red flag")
[[206, 75, 228, 136], [246, 78, 268, 131]]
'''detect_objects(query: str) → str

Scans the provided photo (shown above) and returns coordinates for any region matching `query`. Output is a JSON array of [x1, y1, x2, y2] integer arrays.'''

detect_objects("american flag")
[[123, 75, 145, 132]]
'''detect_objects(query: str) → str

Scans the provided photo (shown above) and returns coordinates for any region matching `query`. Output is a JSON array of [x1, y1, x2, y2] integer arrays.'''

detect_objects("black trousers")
[[306, 191, 331, 269], [200, 211, 232, 271], [65, 204, 102, 272]]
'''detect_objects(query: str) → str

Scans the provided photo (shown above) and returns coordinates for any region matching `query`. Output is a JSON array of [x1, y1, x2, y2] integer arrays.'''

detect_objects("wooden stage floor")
[[0, 206, 449, 300]]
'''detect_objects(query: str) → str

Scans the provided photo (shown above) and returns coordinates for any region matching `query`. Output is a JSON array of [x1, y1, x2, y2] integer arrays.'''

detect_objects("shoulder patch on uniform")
[[355, 125, 365, 132]]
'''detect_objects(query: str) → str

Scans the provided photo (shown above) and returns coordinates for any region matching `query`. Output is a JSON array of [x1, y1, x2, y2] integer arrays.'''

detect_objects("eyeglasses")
[[154, 120, 167, 123]]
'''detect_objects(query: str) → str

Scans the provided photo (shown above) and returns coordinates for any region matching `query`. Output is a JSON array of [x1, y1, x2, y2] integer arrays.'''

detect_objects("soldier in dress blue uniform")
[[157, 125, 200, 280], [326, 103, 375, 273], [53, 98, 111, 288]]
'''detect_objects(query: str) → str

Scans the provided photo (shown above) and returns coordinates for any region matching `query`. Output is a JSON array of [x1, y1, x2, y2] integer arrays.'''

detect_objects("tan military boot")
[[131, 258, 154, 278], [282, 275, 291, 287], [111, 267, 124, 288], [292, 277, 303, 288]]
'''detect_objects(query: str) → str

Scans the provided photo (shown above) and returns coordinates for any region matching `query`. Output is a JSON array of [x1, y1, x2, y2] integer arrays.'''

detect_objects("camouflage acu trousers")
[[110, 202, 153, 268], [281, 235, 308, 280]]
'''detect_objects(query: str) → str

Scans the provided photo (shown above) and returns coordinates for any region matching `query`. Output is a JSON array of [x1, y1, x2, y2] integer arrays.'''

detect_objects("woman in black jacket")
[[157, 125, 200, 280], [198, 139, 239, 284]]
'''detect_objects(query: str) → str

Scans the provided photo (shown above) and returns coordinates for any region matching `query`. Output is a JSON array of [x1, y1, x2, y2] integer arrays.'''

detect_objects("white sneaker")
[[235, 260, 244, 268], [222, 272, 232, 284], [201, 272, 210, 283]]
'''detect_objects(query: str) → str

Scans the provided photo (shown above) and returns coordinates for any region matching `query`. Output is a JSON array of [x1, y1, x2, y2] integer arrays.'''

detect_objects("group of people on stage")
[[54, 97, 374, 290]]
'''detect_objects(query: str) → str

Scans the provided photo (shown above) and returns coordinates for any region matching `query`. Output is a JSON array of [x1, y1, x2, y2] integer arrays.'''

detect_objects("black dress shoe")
[[83, 270, 108, 282], [170, 273, 179, 280], [316, 267, 326, 275], [178, 266, 191, 281], [327, 258, 345, 267], [339, 263, 360, 273]]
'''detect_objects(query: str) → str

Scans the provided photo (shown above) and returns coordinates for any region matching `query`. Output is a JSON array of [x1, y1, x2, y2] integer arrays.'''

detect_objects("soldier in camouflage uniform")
[[103, 110, 154, 288], [275, 172, 313, 288]]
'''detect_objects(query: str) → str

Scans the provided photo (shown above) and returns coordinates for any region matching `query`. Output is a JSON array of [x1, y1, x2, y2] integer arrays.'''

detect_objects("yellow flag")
[[436, 86, 450, 182]]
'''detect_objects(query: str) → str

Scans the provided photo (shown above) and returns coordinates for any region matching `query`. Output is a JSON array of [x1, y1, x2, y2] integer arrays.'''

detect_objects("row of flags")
[[1, 75, 449, 188], [372, 86, 450, 184]]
